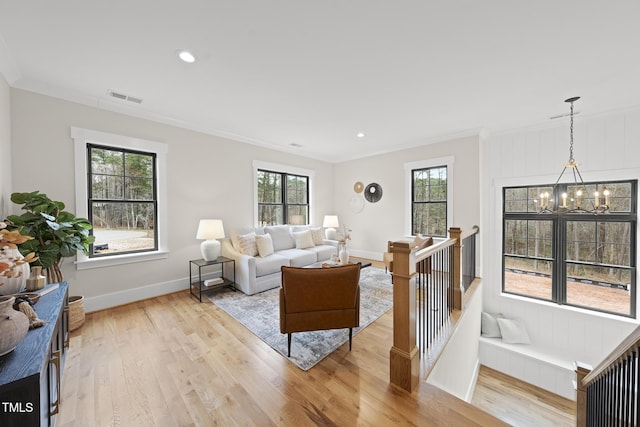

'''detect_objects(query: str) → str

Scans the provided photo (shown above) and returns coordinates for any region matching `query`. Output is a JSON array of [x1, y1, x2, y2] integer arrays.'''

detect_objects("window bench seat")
[[478, 336, 576, 400]]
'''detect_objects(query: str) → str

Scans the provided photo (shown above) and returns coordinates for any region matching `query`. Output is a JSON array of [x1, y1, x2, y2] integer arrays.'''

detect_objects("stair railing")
[[576, 325, 640, 426], [389, 226, 479, 391]]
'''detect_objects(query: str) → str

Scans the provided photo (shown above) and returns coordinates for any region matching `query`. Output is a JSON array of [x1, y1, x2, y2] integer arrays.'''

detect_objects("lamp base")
[[201, 240, 221, 261], [325, 227, 337, 240]]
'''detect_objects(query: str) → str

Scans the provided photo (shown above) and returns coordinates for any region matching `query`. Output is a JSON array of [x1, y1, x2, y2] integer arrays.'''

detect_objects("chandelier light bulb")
[[177, 50, 196, 63]]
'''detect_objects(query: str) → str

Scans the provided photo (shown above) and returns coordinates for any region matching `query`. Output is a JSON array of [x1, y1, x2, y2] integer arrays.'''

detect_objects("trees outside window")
[[88, 145, 157, 256], [412, 166, 447, 237], [502, 180, 637, 317], [257, 169, 309, 226]]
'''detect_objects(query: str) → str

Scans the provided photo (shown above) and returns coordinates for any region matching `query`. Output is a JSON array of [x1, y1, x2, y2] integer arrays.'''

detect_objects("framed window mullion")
[[555, 215, 567, 304], [282, 172, 288, 224], [631, 220, 637, 317]]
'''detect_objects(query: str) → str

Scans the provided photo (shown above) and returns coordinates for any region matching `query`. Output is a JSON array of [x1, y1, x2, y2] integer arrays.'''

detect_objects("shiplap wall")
[[480, 106, 640, 399]]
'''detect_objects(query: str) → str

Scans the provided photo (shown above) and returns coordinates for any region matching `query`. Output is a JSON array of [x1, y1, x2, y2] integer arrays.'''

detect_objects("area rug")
[[207, 267, 392, 371]]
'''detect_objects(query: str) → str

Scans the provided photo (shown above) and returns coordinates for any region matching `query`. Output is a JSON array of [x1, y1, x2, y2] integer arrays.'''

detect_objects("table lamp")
[[322, 215, 339, 240], [196, 219, 225, 261]]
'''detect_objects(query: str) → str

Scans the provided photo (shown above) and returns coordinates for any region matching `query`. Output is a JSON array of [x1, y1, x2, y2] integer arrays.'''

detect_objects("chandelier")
[[538, 97, 609, 214]]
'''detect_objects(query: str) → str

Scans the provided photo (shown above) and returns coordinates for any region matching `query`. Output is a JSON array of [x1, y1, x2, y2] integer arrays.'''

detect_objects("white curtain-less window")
[[71, 127, 169, 269], [252, 160, 314, 227], [412, 166, 447, 237], [404, 156, 454, 238]]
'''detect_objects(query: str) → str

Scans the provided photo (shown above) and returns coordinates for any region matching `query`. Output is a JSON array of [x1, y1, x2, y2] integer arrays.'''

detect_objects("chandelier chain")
[[568, 99, 575, 164]]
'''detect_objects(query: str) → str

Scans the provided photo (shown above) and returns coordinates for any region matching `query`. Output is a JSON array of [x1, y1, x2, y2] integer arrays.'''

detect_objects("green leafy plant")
[[6, 191, 94, 282]]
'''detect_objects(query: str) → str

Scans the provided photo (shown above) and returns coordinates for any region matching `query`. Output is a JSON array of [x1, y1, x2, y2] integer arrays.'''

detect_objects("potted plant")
[[6, 191, 94, 283]]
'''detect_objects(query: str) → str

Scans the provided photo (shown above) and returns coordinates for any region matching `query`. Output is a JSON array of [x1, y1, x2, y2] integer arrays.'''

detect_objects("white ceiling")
[[1, 1, 639, 163]]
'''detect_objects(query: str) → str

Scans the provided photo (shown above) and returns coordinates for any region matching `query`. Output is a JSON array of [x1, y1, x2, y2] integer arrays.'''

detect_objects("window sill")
[[500, 292, 639, 323], [75, 250, 169, 270]]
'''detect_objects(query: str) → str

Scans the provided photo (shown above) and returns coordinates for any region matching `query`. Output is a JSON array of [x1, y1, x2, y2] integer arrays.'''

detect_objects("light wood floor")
[[57, 285, 575, 426], [472, 366, 576, 427]]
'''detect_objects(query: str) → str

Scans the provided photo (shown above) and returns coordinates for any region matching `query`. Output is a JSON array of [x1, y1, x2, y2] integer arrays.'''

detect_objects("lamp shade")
[[196, 219, 225, 240], [196, 219, 225, 261], [322, 215, 339, 228]]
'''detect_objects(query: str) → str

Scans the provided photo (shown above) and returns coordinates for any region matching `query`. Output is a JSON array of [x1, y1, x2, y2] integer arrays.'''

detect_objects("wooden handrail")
[[582, 324, 640, 385], [415, 238, 454, 263], [461, 225, 480, 241]]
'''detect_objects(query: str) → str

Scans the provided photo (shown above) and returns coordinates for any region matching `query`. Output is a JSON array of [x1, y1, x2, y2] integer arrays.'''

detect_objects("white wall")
[[481, 106, 640, 393], [332, 135, 481, 260], [427, 281, 483, 402], [0, 73, 10, 218], [9, 89, 335, 311]]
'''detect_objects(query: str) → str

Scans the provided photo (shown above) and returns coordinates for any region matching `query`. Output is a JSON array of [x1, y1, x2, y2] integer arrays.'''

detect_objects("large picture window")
[[412, 166, 447, 237], [502, 180, 637, 317], [257, 169, 309, 226]]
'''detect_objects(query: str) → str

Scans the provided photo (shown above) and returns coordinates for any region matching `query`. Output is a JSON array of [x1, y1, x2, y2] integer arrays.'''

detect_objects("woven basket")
[[68, 295, 85, 331]]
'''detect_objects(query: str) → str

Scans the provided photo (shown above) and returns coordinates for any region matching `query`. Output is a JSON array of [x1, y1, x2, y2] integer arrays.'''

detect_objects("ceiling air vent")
[[108, 90, 143, 104]]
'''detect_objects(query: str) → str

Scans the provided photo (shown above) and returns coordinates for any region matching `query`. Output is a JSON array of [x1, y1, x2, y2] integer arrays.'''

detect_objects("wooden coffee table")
[[306, 259, 371, 269]]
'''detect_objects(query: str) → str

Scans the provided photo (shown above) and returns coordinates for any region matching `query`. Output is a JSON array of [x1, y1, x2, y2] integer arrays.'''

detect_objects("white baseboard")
[[83, 269, 220, 313], [84, 277, 189, 313], [464, 359, 481, 403], [349, 248, 383, 261]]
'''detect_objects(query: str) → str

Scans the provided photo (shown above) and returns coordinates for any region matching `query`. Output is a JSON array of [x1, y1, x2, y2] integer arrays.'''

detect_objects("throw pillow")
[[310, 227, 324, 245], [265, 225, 295, 251], [255, 234, 274, 257], [237, 232, 258, 256], [231, 227, 263, 252], [481, 312, 504, 338], [293, 230, 315, 249], [497, 318, 531, 344]]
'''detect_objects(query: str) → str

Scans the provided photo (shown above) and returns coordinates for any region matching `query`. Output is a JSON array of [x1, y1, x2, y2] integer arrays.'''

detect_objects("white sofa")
[[221, 224, 338, 295]]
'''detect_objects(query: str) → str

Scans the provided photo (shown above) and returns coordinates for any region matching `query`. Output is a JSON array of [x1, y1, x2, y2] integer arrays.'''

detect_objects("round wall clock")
[[364, 183, 383, 203], [349, 194, 365, 213], [353, 181, 364, 193]]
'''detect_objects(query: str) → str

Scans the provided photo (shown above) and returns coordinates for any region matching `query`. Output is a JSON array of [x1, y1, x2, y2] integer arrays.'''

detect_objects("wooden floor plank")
[[471, 365, 576, 427], [57, 284, 572, 427]]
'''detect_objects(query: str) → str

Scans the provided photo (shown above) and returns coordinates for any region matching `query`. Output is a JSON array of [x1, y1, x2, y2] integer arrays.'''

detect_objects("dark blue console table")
[[0, 281, 69, 426]]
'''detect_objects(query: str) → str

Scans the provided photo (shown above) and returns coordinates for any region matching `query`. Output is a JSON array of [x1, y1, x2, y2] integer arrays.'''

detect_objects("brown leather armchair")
[[280, 263, 361, 357]]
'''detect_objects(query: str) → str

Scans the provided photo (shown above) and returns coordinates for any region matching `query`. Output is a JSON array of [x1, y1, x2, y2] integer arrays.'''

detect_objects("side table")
[[189, 257, 236, 302]]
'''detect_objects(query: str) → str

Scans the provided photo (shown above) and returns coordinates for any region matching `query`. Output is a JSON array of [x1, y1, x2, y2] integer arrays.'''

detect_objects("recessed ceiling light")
[[356, 132, 365, 138], [177, 50, 196, 63]]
